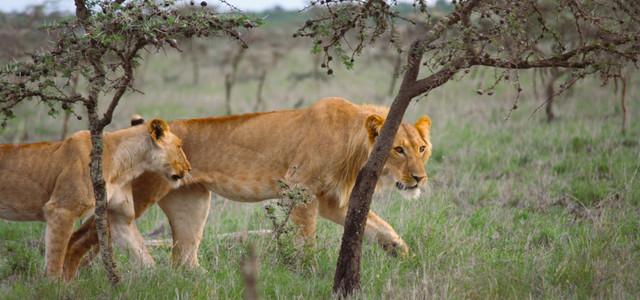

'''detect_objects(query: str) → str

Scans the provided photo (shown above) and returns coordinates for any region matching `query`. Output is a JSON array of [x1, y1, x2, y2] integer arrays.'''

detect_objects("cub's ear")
[[365, 114, 385, 144], [414, 115, 431, 141], [149, 119, 169, 146]]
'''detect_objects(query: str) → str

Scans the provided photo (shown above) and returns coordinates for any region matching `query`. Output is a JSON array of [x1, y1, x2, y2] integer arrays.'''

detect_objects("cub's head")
[[366, 114, 432, 199], [146, 118, 191, 187]]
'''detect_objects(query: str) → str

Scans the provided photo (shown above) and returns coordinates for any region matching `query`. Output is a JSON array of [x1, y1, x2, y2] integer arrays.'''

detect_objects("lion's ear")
[[365, 114, 385, 144], [414, 115, 431, 141], [131, 114, 145, 126], [149, 119, 169, 146]]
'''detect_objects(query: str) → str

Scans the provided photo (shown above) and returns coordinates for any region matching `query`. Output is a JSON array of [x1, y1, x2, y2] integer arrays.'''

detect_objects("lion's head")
[[145, 119, 191, 187], [366, 114, 432, 199]]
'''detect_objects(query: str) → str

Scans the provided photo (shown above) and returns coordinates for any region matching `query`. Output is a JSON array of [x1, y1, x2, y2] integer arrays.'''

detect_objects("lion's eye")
[[394, 147, 404, 154], [420, 146, 426, 152]]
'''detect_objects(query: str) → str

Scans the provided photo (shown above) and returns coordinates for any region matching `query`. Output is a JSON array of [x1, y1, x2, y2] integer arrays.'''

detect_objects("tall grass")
[[1, 42, 639, 298]]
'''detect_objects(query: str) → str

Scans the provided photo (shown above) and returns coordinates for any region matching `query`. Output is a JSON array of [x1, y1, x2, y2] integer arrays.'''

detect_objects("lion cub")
[[0, 119, 190, 280]]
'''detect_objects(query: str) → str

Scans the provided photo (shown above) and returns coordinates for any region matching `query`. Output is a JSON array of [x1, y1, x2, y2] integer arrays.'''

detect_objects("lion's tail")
[[131, 114, 145, 126]]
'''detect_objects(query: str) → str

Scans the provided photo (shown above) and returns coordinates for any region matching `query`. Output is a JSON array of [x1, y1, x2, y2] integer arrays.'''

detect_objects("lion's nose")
[[412, 174, 425, 183]]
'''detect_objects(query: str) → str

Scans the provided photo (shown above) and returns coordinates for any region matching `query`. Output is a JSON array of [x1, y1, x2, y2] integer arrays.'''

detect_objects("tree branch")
[[102, 41, 145, 125]]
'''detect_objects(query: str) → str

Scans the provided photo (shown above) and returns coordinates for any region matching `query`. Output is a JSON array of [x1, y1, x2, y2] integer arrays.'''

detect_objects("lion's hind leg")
[[63, 216, 98, 280]]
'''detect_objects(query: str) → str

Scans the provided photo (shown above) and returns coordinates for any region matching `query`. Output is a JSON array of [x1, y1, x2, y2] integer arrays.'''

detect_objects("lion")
[[63, 97, 431, 278], [0, 119, 190, 280]]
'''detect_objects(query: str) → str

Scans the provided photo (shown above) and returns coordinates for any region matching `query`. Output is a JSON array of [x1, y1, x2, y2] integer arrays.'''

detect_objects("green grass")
[[1, 37, 639, 298]]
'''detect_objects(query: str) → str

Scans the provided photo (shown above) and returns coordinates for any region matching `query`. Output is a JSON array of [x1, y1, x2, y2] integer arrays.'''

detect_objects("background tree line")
[[0, 0, 638, 298]]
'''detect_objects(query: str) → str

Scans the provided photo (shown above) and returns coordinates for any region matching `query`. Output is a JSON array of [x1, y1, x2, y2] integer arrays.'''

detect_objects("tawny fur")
[[64, 97, 431, 277], [0, 119, 190, 280]]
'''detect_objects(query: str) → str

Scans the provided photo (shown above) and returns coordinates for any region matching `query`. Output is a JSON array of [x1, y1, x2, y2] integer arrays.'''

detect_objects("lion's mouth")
[[396, 182, 418, 191], [163, 174, 184, 188]]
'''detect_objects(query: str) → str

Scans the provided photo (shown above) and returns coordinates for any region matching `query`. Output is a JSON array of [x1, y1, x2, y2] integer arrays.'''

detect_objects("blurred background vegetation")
[[1, 1, 639, 298]]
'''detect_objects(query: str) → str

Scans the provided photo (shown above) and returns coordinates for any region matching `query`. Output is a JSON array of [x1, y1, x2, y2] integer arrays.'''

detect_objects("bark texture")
[[333, 38, 463, 295], [333, 1, 482, 295], [87, 103, 120, 285], [76, 0, 121, 285]]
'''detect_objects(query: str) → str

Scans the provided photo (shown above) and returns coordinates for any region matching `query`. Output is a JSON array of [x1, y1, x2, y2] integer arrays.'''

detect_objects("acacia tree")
[[0, 0, 258, 284], [294, 0, 640, 296]]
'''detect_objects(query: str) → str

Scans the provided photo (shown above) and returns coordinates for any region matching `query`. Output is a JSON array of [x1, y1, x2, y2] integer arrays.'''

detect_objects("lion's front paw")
[[383, 239, 409, 258], [294, 234, 318, 252]]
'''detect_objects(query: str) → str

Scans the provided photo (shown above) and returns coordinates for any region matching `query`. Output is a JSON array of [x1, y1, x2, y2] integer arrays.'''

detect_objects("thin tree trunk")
[[135, 51, 151, 89], [333, 36, 463, 295], [224, 73, 232, 115], [61, 111, 71, 141], [331, 4, 478, 289], [253, 69, 267, 112], [619, 74, 627, 136], [532, 69, 540, 101], [545, 69, 563, 122], [224, 46, 246, 115], [387, 52, 402, 97], [545, 74, 555, 122], [190, 41, 199, 86], [240, 242, 260, 300], [60, 74, 79, 141], [313, 53, 321, 80], [85, 64, 121, 284], [86, 103, 120, 285], [332, 92, 413, 295], [88, 129, 120, 285], [73, 0, 119, 285]]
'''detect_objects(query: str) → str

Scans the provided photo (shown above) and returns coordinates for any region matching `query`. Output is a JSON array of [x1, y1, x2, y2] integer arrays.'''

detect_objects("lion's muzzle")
[[396, 182, 418, 190]]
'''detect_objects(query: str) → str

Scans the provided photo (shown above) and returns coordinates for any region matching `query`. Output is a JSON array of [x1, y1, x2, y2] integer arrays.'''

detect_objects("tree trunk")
[[189, 41, 199, 86], [87, 107, 120, 285], [60, 111, 71, 141], [333, 34, 463, 295], [619, 74, 627, 136], [253, 69, 267, 112], [387, 52, 402, 97], [73, 0, 118, 284], [60, 74, 78, 141], [240, 242, 260, 300], [544, 75, 555, 122], [224, 73, 232, 115], [545, 69, 563, 122], [224, 46, 246, 115], [333, 90, 414, 295]]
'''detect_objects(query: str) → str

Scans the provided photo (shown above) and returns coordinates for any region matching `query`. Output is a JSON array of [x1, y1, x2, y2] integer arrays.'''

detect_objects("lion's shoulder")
[[307, 97, 389, 121], [61, 130, 92, 155]]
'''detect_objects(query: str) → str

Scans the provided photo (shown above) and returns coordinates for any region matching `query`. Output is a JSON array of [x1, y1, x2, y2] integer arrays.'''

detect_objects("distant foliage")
[[0, 4, 67, 62], [295, 0, 640, 107], [0, 0, 261, 127]]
